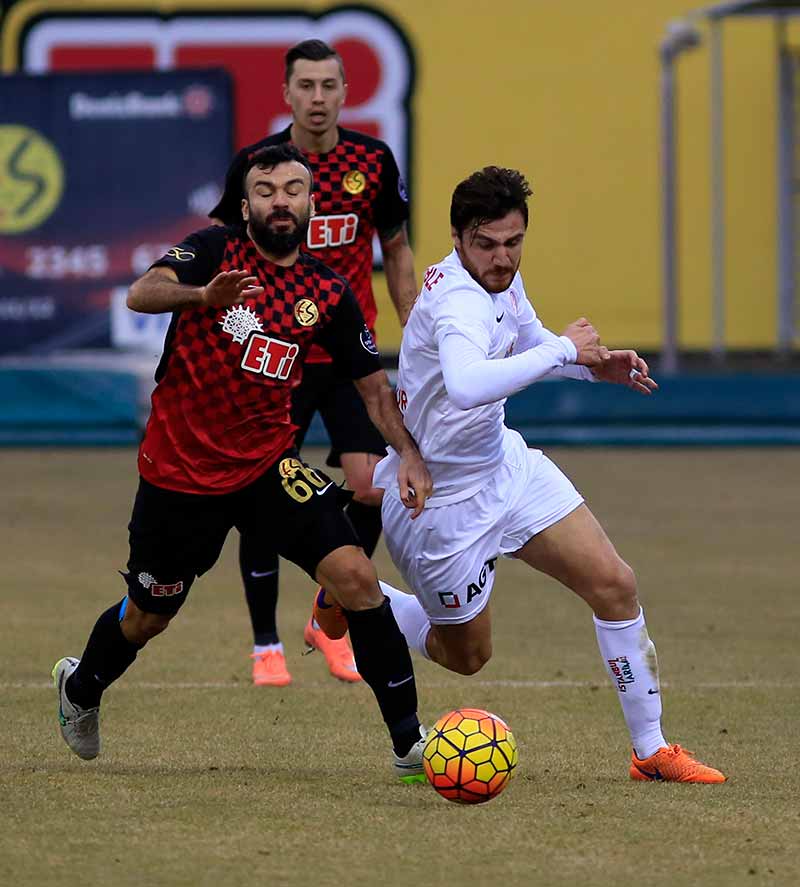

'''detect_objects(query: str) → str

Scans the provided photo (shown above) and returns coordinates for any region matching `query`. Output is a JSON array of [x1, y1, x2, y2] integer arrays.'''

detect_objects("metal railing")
[[659, 1, 800, 372]]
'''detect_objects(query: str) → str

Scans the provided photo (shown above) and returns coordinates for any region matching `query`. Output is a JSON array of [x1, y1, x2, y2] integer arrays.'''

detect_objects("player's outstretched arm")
[[380, 225, 418, 327], [127, 267, 264, 314], [441, 320, 610, 411], [354, 370, 433, 517], [590, 350, 658, 394]]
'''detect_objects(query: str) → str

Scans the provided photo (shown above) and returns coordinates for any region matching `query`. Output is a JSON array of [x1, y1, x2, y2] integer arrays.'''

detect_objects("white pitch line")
[[5, 680, 798, 690]]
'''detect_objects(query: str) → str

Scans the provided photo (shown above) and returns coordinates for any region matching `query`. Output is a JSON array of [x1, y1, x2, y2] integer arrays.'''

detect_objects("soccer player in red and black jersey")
[[211, 40, 418, 687], [52, 145, 432, 782]]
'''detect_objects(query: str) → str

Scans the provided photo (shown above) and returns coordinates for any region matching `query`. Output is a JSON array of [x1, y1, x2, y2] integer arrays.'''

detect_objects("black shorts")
[[124, 451, 358, 614], [292, 363, 386, 468]]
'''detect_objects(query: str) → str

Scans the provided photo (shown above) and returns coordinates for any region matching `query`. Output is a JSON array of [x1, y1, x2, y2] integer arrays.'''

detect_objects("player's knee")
[[593, 558, 639, 617], [612, 559, 638, 606], [329, 556, 382, 611]]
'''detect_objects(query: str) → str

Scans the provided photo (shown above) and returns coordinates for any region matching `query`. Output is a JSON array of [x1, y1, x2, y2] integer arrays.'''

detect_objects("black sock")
[[345, 597, 421, 756], [239, 535, 280, 646], [345, 500, 383, 557], [66, 599, 142, 709]]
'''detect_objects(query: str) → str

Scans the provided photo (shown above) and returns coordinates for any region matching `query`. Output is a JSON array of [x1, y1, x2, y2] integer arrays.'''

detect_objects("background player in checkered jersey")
[[52, 144, 432, 782], [211, 39, 418, 687], [317, 166, 726, 784]]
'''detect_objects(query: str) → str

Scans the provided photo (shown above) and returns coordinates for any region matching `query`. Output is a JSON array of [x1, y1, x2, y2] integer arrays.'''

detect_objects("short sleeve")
[[150, 227, 225, 286], [314, 287, 383, 379], [373, 143, 410, 236]]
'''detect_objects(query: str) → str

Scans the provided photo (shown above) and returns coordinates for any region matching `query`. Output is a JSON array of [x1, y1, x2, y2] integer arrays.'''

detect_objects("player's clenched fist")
[[562, 317, 609, 367], [201, 269, 265, 307], [398, 452, 434, 520]]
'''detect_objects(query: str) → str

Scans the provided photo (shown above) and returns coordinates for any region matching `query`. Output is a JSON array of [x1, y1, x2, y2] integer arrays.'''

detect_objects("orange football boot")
[[630, 744, 726, 783], [304, 603, 361, 683], [250, 649, 291, 687], [312, 587, 348, 640]]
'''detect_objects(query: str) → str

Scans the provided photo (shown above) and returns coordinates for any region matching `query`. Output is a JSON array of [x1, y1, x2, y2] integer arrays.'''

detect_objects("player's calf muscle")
[[121, 601, 172, 644], [428, 616, 493, 675], [429, 635, 492, 675]]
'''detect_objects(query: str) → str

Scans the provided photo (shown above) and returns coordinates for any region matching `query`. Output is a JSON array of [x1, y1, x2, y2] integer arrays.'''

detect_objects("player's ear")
[[309, 195, 316, 218], [282, 81, 291, 108], [241, 199, 250, 222], [451, 226, 461, 248]]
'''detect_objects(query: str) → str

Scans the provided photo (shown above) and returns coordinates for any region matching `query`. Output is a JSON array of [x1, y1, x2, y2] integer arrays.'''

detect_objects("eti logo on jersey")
[[307, 213, 358, 249], [219, 304, 300, 380], [241, 335, 299, 380]]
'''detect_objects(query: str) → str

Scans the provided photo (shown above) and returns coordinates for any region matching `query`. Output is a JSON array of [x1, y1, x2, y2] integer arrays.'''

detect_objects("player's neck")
[[290, 121, 339, 154]]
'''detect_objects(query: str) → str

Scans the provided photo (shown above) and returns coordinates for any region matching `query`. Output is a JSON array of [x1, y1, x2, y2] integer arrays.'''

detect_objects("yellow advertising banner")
[[1, 0, 792, 350]]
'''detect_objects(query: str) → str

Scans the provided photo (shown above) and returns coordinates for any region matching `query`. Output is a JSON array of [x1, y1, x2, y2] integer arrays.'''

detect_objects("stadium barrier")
[[308, 374, 800, 447], [502, 375, 800, 446], [1, 366, 797, 447], [0, 367, 140, 445]]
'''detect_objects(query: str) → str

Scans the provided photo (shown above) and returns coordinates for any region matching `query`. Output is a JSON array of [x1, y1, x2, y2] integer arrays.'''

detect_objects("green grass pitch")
[[2, 447, 799, 887]]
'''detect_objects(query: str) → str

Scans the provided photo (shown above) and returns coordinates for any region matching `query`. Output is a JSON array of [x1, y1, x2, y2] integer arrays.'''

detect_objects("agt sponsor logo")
[[437, 558, 497, 609], [607, 656, 635, 692], [69, 86, 213, 120]]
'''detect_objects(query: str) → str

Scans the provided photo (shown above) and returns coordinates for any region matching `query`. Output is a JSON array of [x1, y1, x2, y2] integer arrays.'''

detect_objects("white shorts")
[[381, 430, 583, 625]]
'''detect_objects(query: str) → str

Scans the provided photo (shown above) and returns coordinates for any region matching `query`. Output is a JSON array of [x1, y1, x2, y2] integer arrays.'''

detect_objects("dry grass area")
[[2, 446, 799, 887]]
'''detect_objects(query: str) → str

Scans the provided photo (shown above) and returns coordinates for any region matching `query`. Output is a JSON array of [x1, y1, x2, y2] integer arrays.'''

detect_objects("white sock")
[[253, 642, 283, 655], [379, 581, 431, 659], [593, 607, 667, 759]]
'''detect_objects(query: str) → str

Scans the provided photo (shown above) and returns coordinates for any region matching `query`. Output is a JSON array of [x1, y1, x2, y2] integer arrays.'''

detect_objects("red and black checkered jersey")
[[140, 224, 381, 494], [211, 126, 409, 363]]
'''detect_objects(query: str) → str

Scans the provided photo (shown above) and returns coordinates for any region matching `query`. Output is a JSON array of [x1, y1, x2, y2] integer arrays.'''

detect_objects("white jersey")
[[373, 249, 590, 506]]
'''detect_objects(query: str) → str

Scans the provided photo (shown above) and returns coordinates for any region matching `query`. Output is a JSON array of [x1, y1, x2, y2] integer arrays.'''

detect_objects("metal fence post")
[[776, 17, 796, 355]]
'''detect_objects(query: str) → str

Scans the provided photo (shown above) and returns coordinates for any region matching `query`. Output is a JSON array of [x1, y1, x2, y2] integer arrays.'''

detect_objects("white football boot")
[[52, 657, 100, 760], [394, 725, 428, 784]]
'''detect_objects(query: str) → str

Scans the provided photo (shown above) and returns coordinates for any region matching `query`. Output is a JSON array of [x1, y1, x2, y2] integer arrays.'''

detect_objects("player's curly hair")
[[450, 167, 533, 237], [242, 144, 315, 197]]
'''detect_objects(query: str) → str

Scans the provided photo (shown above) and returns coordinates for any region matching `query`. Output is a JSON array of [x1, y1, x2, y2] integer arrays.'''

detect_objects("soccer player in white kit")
[[356, 166, 724, 783]]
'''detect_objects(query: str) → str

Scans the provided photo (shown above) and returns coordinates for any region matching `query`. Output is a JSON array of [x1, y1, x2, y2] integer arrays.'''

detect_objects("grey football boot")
[[52, 657, 100, 760]]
